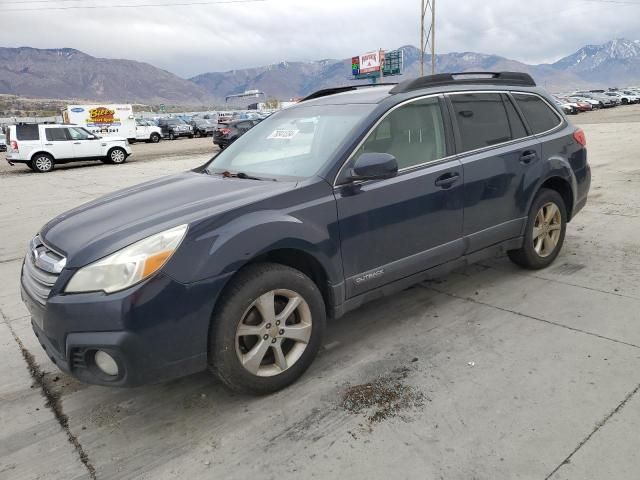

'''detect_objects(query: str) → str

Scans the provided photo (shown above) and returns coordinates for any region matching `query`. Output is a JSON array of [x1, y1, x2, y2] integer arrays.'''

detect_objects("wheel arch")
[[536, 175, 575, 221], [30, 150, 55, 161]]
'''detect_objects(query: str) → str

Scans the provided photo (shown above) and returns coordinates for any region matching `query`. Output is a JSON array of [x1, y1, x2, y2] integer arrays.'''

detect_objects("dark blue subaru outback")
[[21, 72, 590, 394]]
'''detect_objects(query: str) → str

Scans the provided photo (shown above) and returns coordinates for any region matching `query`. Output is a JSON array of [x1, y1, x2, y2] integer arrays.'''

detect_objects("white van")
[[64, 105, 162, 143]]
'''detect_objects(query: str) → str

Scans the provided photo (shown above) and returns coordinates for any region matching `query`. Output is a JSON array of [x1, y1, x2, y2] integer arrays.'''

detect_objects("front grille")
[[21, 235, 66, 305]]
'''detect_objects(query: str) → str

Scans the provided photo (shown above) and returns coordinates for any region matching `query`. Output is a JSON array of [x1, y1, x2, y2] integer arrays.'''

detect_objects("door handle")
[[73, 142, 81, 145], [520, 150, 537, 165], [435, 172, 460, 189], [44, 143, 53, 146]]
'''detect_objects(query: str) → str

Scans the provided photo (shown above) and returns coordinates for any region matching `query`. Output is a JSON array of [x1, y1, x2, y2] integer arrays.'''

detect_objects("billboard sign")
[[358, 51, 383, 74]]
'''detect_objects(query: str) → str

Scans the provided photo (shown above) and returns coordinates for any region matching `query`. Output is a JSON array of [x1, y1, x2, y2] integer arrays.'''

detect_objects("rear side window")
[[513, 93, 562, 134], [15, 124, 40, 141], [45, 128, 69, 141], [450, 93, 524, 152]]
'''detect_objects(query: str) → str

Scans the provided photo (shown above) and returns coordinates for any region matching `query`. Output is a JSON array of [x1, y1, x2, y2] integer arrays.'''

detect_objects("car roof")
[[294, 72, 547, 109]]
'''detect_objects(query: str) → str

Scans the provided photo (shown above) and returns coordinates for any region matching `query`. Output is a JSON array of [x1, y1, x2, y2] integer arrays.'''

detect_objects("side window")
[[450, 93, 517, 152], [45, 128, 69, 141], [356, 97, 447, 170], [16, 124, 40, 141], [503, 94, 528, 139], [513, 93, 562, 135], [67, 127, 90, 140]]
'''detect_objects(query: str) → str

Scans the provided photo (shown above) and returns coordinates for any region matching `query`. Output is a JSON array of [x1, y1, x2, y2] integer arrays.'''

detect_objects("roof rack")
[[300, 83, 396, 103], [389, 72, 536, 95]]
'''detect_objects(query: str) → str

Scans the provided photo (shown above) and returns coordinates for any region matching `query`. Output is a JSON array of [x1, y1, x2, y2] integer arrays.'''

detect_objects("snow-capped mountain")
[[552, 39, 640, 84]]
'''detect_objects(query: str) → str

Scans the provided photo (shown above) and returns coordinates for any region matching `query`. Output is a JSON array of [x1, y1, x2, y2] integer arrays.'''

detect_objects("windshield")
[[206, 104, 375, 180], [166, 119, 183, 125]]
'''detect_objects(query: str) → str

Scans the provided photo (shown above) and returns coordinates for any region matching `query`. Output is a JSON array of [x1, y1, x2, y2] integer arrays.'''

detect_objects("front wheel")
[[209, 263, 326, 395], [149, 133, 161, 143], [168, 132, 175, 140], [508, 188, 567, 270], [107, 147, 127, 164]]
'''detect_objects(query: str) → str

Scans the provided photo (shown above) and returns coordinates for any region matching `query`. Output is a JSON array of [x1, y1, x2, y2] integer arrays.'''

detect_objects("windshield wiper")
[[209, 170, 273, 181]]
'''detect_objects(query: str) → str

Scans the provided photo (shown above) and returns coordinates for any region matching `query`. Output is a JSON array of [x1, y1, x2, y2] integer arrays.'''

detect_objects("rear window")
[[45, 128, 69, 141], [15, 124, 40, 141], [450, 93, 524, 152], [513, 94, 562, 135]]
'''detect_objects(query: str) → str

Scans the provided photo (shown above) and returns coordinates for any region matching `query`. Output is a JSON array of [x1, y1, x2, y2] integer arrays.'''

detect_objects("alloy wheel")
[[533, 202, 562, 258], [235, 289, 312, 377], [111, 149, 125, 163], [34, 156, 52, 172]]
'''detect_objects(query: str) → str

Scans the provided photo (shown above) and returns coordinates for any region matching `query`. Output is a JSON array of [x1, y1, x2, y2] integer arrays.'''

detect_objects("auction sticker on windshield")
[[268, 129, 299, 140]]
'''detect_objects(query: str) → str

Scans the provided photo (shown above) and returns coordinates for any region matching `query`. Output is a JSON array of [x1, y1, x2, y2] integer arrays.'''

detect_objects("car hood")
[[41, 171, 295, 268]]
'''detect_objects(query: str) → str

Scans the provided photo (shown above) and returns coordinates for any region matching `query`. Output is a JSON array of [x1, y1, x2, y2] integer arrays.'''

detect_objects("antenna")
[[420, 0, 436, 76]]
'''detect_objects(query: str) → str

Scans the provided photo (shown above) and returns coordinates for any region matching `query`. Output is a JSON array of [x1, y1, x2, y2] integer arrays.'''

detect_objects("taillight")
[[573, 128, 587, 147], [10, 140, 18, 152], [220, 128, 231, 136]]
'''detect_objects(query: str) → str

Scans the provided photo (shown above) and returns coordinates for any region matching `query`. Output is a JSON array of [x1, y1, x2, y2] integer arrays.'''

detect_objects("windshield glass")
[[166, 119, 183, 125], [206, 104, 375, 179]]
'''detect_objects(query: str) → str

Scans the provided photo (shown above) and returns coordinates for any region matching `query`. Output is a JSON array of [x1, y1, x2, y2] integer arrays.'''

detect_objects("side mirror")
[[348, 153, 398, 182], [87, 135, 97, 140]]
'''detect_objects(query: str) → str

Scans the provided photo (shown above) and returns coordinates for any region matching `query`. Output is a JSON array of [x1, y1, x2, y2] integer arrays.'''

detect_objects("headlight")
[[65, 224, 188, 294]]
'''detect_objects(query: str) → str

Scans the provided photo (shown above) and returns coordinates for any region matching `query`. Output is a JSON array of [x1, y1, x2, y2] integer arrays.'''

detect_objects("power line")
[[4, 0, 266, 11]]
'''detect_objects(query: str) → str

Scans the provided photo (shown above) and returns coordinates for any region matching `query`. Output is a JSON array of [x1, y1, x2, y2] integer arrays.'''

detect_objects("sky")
[[1, 0, 639, 78]]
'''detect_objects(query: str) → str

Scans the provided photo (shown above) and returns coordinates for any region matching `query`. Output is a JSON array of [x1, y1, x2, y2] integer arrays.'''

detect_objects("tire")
[[149, 133, 161, 143], [189, 134, 194, 139], [194, 130, 201, 138], [169, 132, 175, 140], [128, 138, 136, 144], [209, 263, 326, 395], [107, 147, 127, 165], [26, 160, 37, 171], [31, 153, 54, 173], [508, 188, 567, 270]]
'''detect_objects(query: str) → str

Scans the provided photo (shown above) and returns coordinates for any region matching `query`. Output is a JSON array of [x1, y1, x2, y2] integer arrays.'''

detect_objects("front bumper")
[[22, 270, 232, 387]]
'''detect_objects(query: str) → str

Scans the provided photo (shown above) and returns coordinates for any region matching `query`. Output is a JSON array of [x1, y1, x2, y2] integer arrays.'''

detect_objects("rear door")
[[335, 96, 465, 298], [447, 92, 540, 252], [43, 127, 75, 160]]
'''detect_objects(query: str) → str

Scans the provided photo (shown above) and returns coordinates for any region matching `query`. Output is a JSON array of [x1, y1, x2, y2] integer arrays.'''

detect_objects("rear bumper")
[[21, 270, 232, 387]]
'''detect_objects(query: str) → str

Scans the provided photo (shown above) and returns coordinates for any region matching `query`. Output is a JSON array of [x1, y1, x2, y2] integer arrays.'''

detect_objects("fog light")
[[94, 350, 119, 376]]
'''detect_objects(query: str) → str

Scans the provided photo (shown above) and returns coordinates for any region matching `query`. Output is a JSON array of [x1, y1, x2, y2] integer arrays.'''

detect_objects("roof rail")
[[300, 83, 397, 103], [389, 71, 536, 95]]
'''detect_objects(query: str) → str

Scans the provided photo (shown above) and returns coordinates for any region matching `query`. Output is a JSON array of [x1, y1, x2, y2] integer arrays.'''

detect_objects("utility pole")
[[420, 0, 436, 76]]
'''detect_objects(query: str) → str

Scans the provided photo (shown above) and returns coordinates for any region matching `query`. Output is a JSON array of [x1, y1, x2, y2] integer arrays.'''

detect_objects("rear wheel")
[[107, 147, 127, 165], [31, 153, 54, 173], [194, 130, 201, 138], [169, 132, 175, 140], [209, 263, 326, 395], [508, 188, 567, 270]]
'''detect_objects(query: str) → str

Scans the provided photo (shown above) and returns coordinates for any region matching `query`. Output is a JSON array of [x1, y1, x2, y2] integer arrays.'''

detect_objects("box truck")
[[63, 104, 162, 143]]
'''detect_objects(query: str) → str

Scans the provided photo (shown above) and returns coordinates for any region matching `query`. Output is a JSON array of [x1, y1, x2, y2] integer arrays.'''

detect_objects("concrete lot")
[[1, 107, 640, 479]]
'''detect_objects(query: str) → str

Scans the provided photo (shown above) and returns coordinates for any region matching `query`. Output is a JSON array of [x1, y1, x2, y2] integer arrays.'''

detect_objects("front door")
[[67, 127, 100, 159], [43, 127, 74, 159], [335, 96, 465, 298]]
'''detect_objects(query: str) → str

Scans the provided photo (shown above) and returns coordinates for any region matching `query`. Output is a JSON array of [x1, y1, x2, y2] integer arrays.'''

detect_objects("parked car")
[[20, 72, 590, 394], [190, 119, 216, 137], [5, 123, 131, 173], [554, 99, 578, 115], [0, 132, 6, 152], [213, 119, 261, 149], [573, 91, 617, 108], [564, 97, 593, 112], [606, 91, 639, 104], [133, 118, 162, 143], [157, 118, 194, 140]]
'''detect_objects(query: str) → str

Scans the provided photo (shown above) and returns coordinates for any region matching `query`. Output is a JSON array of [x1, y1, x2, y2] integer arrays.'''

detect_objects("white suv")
[[5, 123, 132, 173]]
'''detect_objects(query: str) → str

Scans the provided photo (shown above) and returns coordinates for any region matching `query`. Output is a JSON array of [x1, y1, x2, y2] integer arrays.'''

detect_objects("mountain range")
[[1, 39, 640, 105]]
